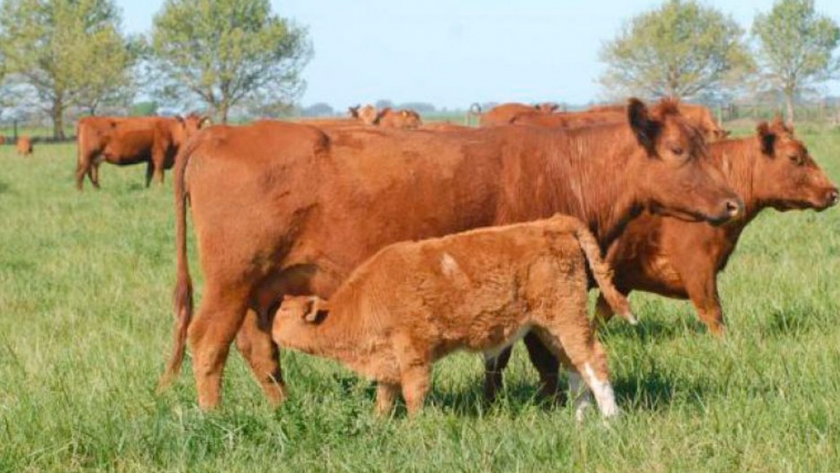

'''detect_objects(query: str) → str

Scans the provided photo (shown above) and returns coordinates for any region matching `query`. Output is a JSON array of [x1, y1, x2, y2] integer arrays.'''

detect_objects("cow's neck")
[[541, 130, 642, 250]]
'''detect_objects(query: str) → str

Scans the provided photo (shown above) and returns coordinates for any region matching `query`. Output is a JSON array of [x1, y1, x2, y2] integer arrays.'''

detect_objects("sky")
[[120, 0, 840, 109]]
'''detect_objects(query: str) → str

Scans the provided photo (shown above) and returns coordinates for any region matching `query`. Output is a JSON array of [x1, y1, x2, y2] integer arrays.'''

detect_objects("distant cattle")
[[479, 102, 558, 126], [375, 108, 422, 129], [0, 136, 6, 145], [75, 114, 208, 190], [16, 136, 32, 156], [593, 118, 838, 334], [156, 98, 741, 410], [273, 215, 634, 418]]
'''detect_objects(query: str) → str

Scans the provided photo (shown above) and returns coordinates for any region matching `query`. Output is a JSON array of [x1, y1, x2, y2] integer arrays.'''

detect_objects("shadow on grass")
[[600, 315, 708, 343], [329, 366, 707, 418], [0, 180, 9, 194], [761, 305, 829, 339]]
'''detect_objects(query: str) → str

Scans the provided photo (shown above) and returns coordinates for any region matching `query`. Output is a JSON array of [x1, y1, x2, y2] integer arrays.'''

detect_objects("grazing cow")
[[16, 136, 32, 156], [587, 103, 729, 140], [348, 104, 379, 125], [158, 98, 742, 410], [479, 102, 558, 126], [592, 118, 838, 334], [0, 136, 6, 145], [75, 114, 208, 190], [273, 215, 635, 418], [376, 108, 423, 129]]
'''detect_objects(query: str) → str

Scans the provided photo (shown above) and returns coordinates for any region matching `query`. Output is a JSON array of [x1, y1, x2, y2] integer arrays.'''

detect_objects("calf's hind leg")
[[532, 323, 618, 419]]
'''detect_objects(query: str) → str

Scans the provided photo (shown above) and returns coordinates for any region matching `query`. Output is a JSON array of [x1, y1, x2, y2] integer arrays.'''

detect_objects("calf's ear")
[[304, 296, 330, 323], [628, 98, 660, 155], [757, 121, 776, 156]]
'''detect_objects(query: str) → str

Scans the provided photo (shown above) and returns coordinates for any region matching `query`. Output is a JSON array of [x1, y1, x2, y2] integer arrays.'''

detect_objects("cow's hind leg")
[[235, 308, 287, 406], [483, 346, 512, 402], [145, 161, 154, 188], [188, 284, 250, 410]]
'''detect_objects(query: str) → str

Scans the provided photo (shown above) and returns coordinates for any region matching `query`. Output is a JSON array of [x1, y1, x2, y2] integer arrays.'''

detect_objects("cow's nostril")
[[725, 200, 741, 218], [828, 190, 839, 205]]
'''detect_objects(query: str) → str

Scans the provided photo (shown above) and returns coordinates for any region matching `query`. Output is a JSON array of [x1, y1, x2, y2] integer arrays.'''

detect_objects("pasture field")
[[1, 130, 840, 472]]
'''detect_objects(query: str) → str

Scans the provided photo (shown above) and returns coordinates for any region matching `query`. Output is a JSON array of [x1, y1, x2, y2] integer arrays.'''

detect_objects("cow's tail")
[[574, 223, 637, 325], [157, 137, 200, 392]]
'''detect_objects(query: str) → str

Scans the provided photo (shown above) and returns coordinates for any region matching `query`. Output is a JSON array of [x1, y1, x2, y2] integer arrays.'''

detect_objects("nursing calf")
[[273, 215, 634, 417]]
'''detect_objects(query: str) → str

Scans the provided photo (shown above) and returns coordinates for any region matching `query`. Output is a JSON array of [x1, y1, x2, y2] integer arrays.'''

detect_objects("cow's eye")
[[789, 154, 803, 166], [671, 146, 684, 156]]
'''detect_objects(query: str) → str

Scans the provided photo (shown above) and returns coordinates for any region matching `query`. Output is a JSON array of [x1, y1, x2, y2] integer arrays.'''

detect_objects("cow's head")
[[536, 102, 559, 114], [357, 105, 379, 125], [752, 118, 838, 211], [627, 97, 743, 225]]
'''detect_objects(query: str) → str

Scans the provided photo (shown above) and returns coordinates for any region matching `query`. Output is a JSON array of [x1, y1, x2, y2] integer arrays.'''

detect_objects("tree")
[[752, 0, 840, 123], [151, 0, 312, 124], [0, 0, 136, 138], [599, 0, 753, 100]]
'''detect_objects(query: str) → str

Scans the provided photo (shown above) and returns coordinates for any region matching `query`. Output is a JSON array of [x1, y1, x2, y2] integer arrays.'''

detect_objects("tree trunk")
[[52, 95, 66, 140], [784, 88, 795, 125], [218, 100, 230, 124]]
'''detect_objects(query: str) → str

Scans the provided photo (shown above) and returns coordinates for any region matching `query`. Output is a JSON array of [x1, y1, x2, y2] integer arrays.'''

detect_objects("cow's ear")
[[304, 296, 329, 323], [628, 98, 659, 155], [401, 110, 409, 117], [199, 116, 212, 128], [757, 121, 776, 156], [174, 115, 184, 125], [348, 105, 360, 118], [374, 108, 390, 124]]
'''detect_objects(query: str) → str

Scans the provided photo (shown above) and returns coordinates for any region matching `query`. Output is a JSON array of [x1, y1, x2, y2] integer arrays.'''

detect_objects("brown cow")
[[588, 103, 729, 140], [75, 114, 208, 190], [273, 215, 634, 418], [158, 98, 742, 410], [16, 136, 32, 156], [592, 118, 838, 334], [348, 104, 379, 125], [375, 108, 423, 129], [479, 102, 558, 126], [0, 136, 6, 145]]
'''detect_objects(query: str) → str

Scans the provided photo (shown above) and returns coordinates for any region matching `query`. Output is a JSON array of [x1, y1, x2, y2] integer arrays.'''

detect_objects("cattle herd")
[[72, 98, 837, 418]]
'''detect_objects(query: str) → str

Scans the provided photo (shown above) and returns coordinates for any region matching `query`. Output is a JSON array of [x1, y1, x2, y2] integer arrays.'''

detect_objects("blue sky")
[[120, 0, 840, 109]]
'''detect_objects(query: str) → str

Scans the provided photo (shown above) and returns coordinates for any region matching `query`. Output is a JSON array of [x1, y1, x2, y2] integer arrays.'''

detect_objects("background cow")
[[479, 102, 558, 126], [16, 136, 32, 156], [75, 114, 207, 190], [158, 98, 741, 410], [593, 118, 837, 334]]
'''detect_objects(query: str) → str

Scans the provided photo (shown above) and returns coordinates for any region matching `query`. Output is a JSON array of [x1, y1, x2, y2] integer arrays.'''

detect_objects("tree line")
[[0, 0, 311, 138], [600, 0, 840, 124], [0, 0, 836, 139]]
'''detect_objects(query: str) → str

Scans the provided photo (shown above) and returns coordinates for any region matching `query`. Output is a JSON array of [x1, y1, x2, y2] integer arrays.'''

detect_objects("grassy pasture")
[[1, 130, 840, 472]]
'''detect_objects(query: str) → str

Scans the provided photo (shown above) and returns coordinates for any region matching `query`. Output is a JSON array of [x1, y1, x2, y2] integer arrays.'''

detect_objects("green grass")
[[1, 133, 840, 472]]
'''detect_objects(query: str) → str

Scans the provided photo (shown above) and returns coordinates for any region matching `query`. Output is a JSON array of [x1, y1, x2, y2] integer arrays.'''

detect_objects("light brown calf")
[[272, 215, 634, 417]]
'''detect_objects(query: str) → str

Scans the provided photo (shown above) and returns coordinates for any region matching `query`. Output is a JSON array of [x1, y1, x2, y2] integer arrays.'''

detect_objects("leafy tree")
[[301, 102, 335, 117], [752, 0, 840, 123], [151, 0, 312, 123], [599, 0, 753, 100], [0, 0, 136, 138]]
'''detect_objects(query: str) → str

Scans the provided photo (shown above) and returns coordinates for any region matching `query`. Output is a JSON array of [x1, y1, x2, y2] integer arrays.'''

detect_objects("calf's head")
[[753, 119, 838, 211], [627, 98, 743, 225], [272, 295, 331, 343]]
